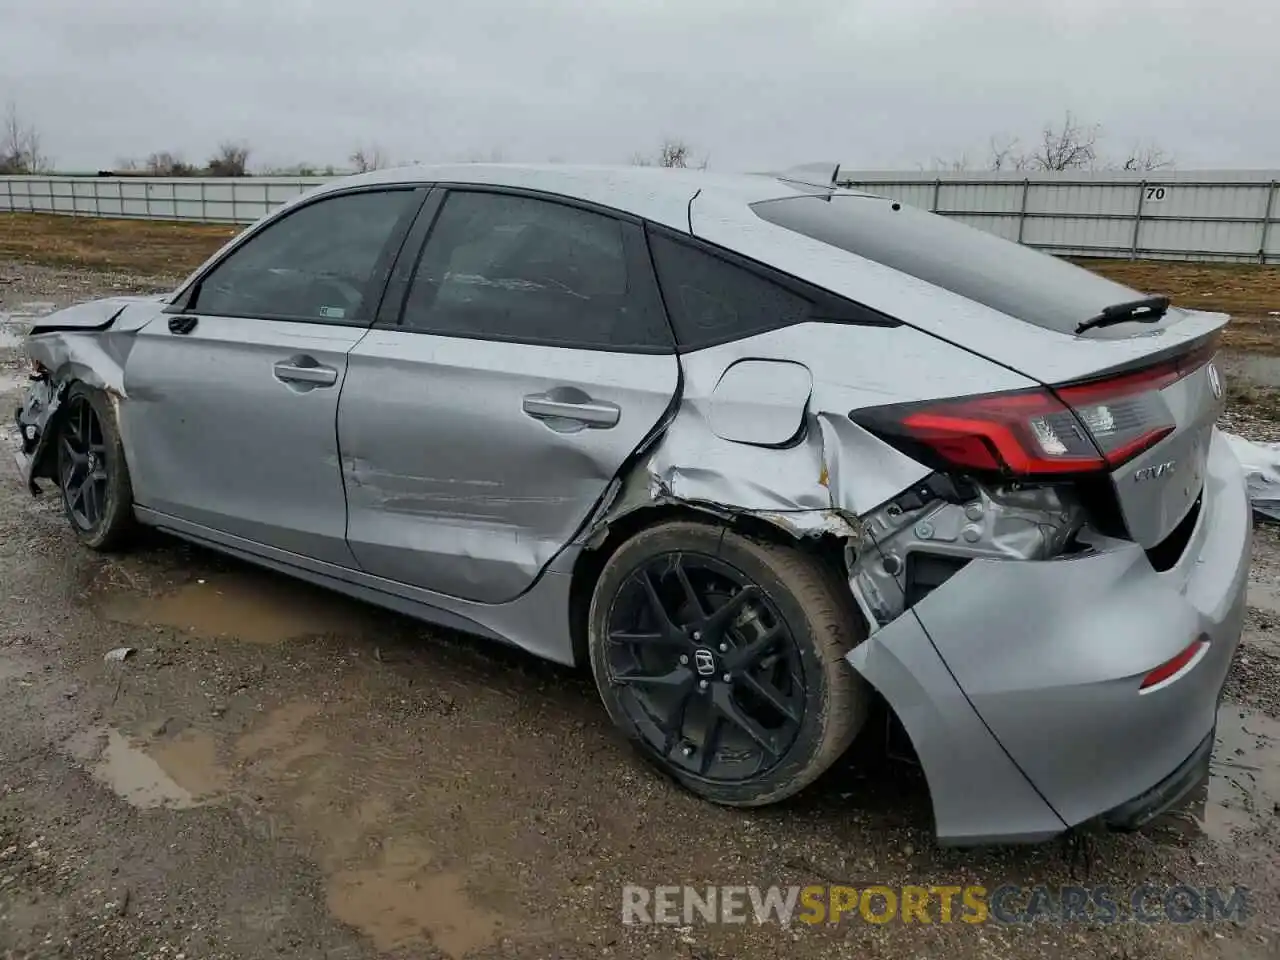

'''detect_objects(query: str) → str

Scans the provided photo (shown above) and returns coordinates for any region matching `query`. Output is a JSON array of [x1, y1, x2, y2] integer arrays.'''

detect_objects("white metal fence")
[[2, 170, 1278, 264], [838, 170, 1279, 264], [0, 175, 328, 225]]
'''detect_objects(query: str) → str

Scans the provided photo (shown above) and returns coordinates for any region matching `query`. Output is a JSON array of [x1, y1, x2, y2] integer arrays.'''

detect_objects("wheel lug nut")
[[698, 679, 709, 690], [681, 743, 695, 757], [718, 643, 728, 653], [692, 631, 702, 641], [722, 673, 731, 683], [679, 654, 689, 665]]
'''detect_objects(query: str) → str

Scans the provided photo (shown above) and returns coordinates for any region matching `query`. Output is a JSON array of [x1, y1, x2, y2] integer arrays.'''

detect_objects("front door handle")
[[273, 357, 338, 387], [522, 389, 620, 429]]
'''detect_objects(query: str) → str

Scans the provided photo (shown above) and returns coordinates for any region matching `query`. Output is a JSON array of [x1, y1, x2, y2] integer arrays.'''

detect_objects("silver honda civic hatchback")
[[11, 164, 1250, 845]]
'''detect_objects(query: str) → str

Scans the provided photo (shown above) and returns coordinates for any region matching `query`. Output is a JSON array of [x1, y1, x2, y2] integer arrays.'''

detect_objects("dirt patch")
[[0, 213, 237, 276], [98, 570, 384, 645], [1075, 258, 1280, 318], [326, 837, 505, 958]]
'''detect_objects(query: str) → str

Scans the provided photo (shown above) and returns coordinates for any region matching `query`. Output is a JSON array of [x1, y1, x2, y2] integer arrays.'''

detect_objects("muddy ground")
[[1, 261, 1280, 959]]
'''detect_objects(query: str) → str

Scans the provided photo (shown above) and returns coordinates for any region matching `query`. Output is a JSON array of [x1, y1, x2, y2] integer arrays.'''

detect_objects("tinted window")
[[400, 191, 669, 350], [195, 190, 417, 322], [752, 194, 1149, 335], [648, 233, 812, 349]]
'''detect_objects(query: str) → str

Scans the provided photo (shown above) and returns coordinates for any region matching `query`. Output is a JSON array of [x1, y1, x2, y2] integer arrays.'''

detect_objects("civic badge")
[[1207, 362, 1222, 400]]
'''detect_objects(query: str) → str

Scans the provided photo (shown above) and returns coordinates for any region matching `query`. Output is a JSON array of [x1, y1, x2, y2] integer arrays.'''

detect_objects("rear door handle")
[[273, 358, 338, 387], [522, 391, 620, 429]]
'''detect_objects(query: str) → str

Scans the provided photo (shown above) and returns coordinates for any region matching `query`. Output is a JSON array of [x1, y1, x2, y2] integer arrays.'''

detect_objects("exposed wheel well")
[[567, 503, 852, 668]]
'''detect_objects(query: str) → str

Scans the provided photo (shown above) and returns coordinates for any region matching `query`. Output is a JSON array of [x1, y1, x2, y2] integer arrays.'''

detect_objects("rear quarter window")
[[751, 194, 1147, 335]]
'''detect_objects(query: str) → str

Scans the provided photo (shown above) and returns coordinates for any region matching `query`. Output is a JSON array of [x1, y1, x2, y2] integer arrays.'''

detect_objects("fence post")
[[118, 179, 125, 219], [1016, 178, 1031, 244], [4, 178, 11, 213], [201, 180, 208, 222], [1260, 180, 1277, 265], [144, 182, 152, 219], [931, 178, 942, 213], [1130, 180, 1147, 260]]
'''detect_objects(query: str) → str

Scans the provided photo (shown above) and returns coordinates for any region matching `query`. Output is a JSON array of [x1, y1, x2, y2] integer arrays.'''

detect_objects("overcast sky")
[[1, 0, 1275, 173]]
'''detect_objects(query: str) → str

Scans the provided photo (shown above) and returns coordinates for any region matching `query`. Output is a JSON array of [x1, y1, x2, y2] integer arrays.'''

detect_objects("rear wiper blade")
[[1075, 296, 1171, 335]]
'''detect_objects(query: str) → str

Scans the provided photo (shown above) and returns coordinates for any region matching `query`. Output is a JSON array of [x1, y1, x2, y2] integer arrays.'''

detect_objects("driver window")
[[193, 190, 417, 323]]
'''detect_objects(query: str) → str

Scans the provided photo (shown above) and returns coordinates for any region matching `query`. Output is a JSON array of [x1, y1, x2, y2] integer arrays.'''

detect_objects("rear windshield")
[[751, 194, 1146, 335]]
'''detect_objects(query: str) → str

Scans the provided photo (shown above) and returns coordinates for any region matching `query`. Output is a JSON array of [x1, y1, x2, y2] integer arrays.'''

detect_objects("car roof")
[[309, 163, 861, 232]]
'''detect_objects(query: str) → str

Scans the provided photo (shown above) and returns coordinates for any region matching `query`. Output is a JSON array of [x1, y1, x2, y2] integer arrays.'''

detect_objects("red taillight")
[[1139, 639, 1208, 692], [854, 340, 1216, 478]]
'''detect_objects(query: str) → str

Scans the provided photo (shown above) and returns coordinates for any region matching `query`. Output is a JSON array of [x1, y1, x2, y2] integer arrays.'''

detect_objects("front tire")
[[588, 520, 868, 806], [55, 383, 136, 551]]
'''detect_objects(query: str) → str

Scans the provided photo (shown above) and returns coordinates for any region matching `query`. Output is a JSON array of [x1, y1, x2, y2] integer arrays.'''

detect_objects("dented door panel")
[[339, 330, 679, 603], [122, 315, 363, 566]]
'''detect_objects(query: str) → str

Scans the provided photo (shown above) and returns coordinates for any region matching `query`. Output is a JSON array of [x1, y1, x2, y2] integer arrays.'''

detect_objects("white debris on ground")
[[1224, 432, 1280, 522]]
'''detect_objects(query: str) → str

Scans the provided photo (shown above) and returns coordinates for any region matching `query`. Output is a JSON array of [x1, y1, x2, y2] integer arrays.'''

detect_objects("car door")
[[339, 187, 680, 603], [122, 187, 426, 566]]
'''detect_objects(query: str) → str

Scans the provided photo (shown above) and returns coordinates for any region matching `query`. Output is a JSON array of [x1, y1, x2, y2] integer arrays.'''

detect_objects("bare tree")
[[926, 153, 971, 172], [0, 102, 50, 174], [349, 145, 390, 173], [1027, 111, 1099, 171], [206, 140, 251, 176], [988, 135, 1031, 171], [632, 138, 707, 169], [658, 139, 691, 168], [1120, 142, 1174, 171], [144, 151, 198, 176]]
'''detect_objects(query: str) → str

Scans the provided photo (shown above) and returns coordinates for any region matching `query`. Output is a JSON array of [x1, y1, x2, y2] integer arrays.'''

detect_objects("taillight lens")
[[853, 341, 1216, 478]]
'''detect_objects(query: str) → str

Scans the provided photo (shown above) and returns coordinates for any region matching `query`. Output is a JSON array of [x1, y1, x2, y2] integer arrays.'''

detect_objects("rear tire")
[[55, 383, 136, 552], [588, 520, 868, 806]]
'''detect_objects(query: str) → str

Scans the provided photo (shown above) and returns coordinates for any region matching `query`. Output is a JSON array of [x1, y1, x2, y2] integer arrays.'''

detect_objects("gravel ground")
[[1, 263, 1278, 959]]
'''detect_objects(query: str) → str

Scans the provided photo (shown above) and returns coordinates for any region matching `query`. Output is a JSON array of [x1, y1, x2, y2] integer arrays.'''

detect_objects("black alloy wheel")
[[58, 392, 110, 533], [604, 551, 807, 782]]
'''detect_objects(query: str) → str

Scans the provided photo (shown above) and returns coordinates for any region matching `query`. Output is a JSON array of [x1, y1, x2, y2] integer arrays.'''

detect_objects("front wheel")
[[55, 383, 137, 551], [588, 520, 868, 807]]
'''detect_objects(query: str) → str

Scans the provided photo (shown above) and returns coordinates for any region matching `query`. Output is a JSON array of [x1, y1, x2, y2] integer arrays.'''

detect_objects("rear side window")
[[400, 191, 671, 350], [195, 189, 418, 323], [752, 194, 1145, 335], [647, 233, 811, 350]]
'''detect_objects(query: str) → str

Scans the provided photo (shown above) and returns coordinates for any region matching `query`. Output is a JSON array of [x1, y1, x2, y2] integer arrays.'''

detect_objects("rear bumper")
[[1102, 728, 1213, 831], [849, 428, 1250, 845]]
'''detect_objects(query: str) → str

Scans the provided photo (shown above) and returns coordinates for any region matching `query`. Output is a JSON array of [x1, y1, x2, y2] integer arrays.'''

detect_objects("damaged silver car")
[[11, 164, 1250, 844]]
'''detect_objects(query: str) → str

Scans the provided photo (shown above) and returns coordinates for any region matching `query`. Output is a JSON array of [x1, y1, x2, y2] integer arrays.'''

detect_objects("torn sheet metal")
[[1222, 431, 1280, 521], [583, 318, 1038, 548], [14, 295, 167, 492]]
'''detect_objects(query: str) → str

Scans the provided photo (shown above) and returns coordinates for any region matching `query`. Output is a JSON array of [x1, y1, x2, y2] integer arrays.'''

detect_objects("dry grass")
[[0, 212, 239, 277], [2, 214, 1279, 352]]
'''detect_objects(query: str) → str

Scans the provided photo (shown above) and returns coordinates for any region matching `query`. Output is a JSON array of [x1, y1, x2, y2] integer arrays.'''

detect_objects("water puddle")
[[1201, 704, 1280, 840], [66, 726, 223, 810], [98, 571, 378, 644], [326, 837, 503, 958], [1161, 703, 1280, 843]]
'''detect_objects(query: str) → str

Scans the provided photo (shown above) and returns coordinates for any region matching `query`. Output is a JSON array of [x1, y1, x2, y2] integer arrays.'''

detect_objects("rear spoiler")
[[772, 162, 842, 197]]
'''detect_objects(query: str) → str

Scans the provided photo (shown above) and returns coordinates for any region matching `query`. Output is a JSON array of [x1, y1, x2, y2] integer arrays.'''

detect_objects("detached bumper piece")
[[1102, 729, 1213, 831], [12, 374, 55, 493]]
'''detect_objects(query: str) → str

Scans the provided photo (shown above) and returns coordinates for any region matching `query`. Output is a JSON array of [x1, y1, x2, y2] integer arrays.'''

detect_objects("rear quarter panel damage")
[[582, 321, 1036, 545]]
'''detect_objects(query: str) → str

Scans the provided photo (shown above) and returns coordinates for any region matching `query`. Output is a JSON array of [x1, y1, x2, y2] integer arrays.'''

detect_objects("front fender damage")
[[14, 298, 158, 493]]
